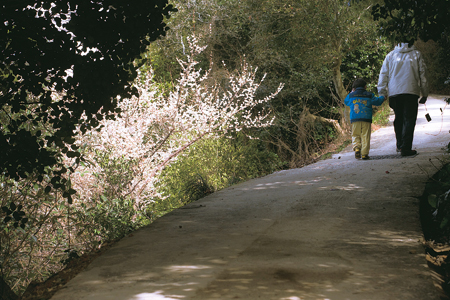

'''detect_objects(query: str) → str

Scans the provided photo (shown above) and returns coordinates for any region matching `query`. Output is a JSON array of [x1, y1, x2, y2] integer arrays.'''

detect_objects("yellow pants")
[[352, 121, 371, 156]]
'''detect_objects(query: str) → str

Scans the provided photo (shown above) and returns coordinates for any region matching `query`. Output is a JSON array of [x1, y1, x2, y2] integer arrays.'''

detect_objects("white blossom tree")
[[71, 36, 284, 210]]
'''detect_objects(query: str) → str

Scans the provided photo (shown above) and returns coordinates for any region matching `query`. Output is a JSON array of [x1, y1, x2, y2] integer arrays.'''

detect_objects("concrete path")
[[51, 95, 450, 300]]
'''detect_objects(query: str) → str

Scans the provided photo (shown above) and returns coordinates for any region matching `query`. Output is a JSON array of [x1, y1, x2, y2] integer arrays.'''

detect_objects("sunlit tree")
[[72, 36, 283, 209]]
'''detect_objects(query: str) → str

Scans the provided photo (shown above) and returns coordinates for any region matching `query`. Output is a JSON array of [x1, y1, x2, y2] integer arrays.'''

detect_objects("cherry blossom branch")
[[71, 35, 284, 211]]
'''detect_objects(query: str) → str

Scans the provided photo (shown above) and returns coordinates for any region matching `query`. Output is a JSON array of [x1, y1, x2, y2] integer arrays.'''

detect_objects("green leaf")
[[13, 211, 20, 221], [45, 186, 52, 193], [428, 194, 438, 208], [1, 206, 11, 215], [441, 217, 449, 229]]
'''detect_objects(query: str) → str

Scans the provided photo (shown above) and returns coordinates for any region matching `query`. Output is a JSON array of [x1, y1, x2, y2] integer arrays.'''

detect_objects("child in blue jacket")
[[344, 78, 385, 160]]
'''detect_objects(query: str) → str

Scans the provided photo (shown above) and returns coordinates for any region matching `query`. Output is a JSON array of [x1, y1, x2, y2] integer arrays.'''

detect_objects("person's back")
[[346, 88, 382, 123], [377, 42, 428, 157], [378, 43, 428, 98]]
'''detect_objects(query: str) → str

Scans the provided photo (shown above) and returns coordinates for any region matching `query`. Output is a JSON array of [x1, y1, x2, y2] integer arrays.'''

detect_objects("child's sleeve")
[[371, 94, 385, 106], [344, 94, 351, 106]]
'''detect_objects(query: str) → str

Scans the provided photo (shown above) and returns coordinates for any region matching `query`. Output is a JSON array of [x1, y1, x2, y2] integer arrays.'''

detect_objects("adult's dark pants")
[[389, 94, 419, 151]]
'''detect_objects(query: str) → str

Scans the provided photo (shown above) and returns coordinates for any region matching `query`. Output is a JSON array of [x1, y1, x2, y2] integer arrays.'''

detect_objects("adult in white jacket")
[[377, 42, 428, 157]]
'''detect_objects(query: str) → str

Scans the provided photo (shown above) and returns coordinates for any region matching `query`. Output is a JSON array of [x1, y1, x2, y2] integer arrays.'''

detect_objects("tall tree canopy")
[[210, 0, 379, 128], [372, 0, 450, 42], [0, 1, 176, 189]]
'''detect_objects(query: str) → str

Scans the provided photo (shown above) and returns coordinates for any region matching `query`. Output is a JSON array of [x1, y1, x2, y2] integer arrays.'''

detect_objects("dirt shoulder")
[[45, 95, 450, 300]]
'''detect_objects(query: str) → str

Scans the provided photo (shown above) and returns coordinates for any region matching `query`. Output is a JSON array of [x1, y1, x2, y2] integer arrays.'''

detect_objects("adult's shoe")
[[401, 149, 417, 156]]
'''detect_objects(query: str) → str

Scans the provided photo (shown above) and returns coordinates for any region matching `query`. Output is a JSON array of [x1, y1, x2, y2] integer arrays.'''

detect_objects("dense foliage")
[[0, 0, 175, 186], [372, 0, 450, 43], [158, 134, 283, 206]]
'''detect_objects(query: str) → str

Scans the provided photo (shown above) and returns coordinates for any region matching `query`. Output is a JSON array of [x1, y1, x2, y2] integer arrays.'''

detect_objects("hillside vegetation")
[[1, 1, 449, 298]]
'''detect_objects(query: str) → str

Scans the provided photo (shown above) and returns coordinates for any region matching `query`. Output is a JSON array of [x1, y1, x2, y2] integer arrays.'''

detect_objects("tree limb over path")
[[0, 1, 176, 187]]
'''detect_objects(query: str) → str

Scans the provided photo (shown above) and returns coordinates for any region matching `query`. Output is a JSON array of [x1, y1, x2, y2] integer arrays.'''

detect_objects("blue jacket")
[[344, 87, 385, 123]]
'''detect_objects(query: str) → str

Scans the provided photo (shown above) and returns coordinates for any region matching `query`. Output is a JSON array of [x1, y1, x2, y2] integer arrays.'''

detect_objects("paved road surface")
[[51, 95, 450, 300]]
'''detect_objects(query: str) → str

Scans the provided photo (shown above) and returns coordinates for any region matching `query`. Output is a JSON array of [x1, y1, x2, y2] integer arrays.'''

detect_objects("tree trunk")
[[331, 54, 351, 131], [0, 276, 18, 300]]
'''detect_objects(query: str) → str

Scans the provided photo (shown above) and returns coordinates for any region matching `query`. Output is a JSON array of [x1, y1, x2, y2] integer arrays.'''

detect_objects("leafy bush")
[[341, 37, 391, 93], [423, 163, 450, 243], [157, 134, 283, 206], [71, 151, 151, 243], [0, 176, 70, 294]]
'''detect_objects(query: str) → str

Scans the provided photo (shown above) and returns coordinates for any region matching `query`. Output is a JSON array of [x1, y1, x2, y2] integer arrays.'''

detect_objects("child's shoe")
[[354, 148, 361, 159], [362, 155, 370, 160]]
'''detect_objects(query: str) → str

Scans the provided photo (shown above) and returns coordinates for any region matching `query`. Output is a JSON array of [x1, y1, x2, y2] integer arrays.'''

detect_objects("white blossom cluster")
[[71, 36, 284, 209]]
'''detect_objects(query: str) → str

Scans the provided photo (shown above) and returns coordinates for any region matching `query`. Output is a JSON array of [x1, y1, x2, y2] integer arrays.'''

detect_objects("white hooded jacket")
[[377, 43, 428, 98]]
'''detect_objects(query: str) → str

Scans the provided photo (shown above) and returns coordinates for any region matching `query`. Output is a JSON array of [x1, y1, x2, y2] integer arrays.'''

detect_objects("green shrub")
[[71, 150, 151, 243], [423, 163, 450, 243], [341, 38, 391, 93], [156, 134, 283, 206], [0, 175, 70, 295]]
